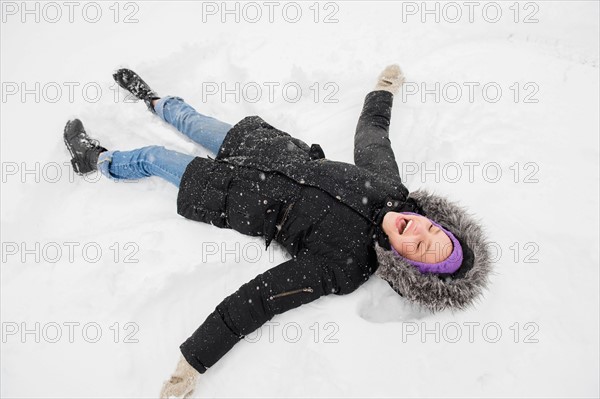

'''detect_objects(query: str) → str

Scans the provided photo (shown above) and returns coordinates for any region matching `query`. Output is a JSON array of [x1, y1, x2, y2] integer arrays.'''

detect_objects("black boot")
[[63, 119, 107, 175], [112, 68, 160, 113]]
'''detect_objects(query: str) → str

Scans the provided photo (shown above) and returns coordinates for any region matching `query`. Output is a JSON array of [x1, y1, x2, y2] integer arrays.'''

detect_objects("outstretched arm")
[[160, 251, 364, 396], [354, 64, 405, 180]]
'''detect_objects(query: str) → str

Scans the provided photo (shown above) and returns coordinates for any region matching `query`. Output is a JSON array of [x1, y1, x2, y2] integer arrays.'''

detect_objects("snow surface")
[[1, 1, 598, 398]]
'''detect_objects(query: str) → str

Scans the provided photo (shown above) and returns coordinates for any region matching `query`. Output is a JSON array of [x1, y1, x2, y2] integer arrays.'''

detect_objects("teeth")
[[402, 220, 412, 234]]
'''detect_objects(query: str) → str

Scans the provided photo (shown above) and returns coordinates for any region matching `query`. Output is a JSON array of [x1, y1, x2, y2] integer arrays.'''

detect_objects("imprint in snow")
[[365, 181, 371, 188]]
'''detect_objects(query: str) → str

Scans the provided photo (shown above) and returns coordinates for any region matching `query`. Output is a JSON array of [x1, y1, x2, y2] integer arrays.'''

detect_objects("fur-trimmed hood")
[[374, 189, 494, 312]]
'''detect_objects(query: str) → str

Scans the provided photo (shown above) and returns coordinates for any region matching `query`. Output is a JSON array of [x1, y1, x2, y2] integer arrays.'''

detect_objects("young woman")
[[64, 65, 493, 398]]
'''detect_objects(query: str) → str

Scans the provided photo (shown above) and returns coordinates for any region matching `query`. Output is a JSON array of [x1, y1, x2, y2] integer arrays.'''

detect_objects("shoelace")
[[77, 132, 102, 149]]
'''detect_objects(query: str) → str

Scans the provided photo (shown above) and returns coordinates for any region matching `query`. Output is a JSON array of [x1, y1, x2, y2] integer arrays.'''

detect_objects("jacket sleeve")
[[353, 90, 401, 179], [179, 252, 364, 374]]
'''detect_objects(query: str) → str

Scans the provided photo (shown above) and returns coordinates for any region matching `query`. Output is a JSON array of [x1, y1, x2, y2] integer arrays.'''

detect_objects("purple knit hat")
[[390, 212, 463, 274]]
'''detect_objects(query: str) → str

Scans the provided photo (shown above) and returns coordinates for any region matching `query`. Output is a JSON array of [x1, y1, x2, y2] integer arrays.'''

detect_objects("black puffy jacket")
[[177, 90, 422, 373]]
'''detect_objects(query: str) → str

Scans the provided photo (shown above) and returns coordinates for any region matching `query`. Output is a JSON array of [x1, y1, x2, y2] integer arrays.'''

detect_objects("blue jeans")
[[97, 96, 232, 187]]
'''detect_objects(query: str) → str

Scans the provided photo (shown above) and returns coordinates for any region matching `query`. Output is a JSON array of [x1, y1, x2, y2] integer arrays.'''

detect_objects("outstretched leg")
[[154, 96, 232, 155], [113, 68, 232, 155], [97, 146, 194, 187], [64, 118, 194, 187]]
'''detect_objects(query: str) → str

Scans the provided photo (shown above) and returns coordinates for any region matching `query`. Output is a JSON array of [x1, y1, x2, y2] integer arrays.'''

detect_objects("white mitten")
[[374, 64, 405, 95], [160, 355, 199, 399]]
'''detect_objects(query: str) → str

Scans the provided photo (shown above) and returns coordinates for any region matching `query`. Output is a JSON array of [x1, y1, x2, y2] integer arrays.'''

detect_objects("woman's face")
[[381, 212, 453, 263]]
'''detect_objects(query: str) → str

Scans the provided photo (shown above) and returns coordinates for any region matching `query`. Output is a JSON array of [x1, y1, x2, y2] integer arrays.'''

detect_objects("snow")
[[1, 1, 598, 397]]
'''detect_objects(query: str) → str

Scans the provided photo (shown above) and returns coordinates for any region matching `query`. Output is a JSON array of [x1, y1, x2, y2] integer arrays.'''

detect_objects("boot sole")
[[112, 68, 153, 101], [63, 119, 86, 175]]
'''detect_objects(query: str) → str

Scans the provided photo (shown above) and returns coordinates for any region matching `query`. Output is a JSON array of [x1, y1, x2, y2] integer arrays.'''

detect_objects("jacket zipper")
[[274, 201, 295, 240], [269, 287, 314, 300]]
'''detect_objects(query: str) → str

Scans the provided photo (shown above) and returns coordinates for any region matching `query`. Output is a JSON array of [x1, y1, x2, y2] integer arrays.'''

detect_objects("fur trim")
[[374, 188, 494, 312]]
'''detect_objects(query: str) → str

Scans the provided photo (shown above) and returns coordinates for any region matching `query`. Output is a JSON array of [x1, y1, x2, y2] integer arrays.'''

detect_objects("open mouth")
[[396, 217, 413, 235]]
